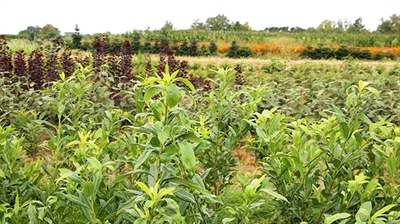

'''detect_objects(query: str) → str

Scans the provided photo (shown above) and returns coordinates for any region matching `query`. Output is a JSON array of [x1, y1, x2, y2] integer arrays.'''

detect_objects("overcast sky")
[[0, 0, 399, 35]]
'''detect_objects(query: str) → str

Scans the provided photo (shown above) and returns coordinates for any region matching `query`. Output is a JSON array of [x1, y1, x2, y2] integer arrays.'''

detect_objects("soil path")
[[171, 56, 399, 69]]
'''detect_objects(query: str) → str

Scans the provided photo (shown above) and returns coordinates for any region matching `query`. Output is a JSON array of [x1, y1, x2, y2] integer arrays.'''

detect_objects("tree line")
[[14, 13, 400, 40]]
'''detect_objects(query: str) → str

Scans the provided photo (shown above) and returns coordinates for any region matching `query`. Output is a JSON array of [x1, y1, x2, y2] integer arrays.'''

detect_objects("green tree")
[[316, 19, 336, 33], [143, 35, 152, 53], [335, 19, 351, 32], [161, 20, 174, 32], [231, 21, 252, 31], [347, 17, 367, 33], [18, 26, 41, 40], [227, 40, 239, 58], [188, 38, 198, 56], [191, 19, 206, 30], [209, 41, 218, 55], [377, 14, 400, 33], [41, 24, 60, 39], [131, 31, 141, 54], [71, 24, 82, 49], [206, 14, 230, 31], [178, 38, 189, 55]]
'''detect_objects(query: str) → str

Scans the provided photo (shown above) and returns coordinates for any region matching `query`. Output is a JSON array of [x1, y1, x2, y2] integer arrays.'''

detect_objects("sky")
[[0, 0, 399, 35]]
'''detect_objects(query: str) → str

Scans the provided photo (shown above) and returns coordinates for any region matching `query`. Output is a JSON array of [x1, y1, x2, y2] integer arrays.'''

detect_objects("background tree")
[[131, 31, 141, 54], [335, 19, 351, 32], [347, 17, 367, 33], [209, 41, 218, 55], [316, 20, 336, 33], [206, 14, 230, 31], [231, 21, 252, 31], [264, 27, 289, 32], [71, 24, 83, 49], [377, 14, 400, 33], [188, 38, 198, 56], [41, 24, 60, 39], [18, 26, 41, 40], [161, 20, 174, 32], [191, 19, 206, 30]]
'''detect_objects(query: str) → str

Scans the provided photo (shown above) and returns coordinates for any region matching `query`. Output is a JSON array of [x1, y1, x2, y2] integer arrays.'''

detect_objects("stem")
[[238, 198, 250, 224], [194, 194, 206, 223], [213, 129, 220, 196]]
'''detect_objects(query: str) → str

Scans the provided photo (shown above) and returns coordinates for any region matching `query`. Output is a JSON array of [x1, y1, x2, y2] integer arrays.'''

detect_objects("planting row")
[[1, 34, 400, 125], [0, 63, 399, 223]]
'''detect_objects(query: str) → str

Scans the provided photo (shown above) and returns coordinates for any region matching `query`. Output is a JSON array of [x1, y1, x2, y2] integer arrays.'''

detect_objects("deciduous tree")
[[377, 14, 400, 33], [206, 14, 230, 31]]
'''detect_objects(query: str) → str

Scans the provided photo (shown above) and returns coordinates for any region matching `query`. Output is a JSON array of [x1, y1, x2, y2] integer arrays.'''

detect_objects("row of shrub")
[[68, 32, 219, 57], [300, 45, 397, 60]]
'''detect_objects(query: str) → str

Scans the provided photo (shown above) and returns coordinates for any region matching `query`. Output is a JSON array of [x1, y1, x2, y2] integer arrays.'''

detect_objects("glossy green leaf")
[[179, 142, 196, 172], [150, 100, 162, 121], [260, 188, 289, 203], [324, 213, 350, 224], [166, 84, 180, 108]]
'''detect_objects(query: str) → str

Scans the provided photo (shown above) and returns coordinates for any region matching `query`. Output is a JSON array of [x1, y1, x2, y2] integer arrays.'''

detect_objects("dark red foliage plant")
[[121, 39, 133, 83], [13, 50, 28, 88], [93, 34, 106, 77], [28, 50, 44, 90], [60, 49, 74, 78], [45, 39, 61, 83], [0, 35, 13, 78]]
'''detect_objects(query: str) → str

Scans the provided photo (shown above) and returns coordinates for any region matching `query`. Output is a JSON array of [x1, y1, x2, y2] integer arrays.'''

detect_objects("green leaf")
[[222, 218, 236, 224], [0, 169, 5, 179], [157, 126, 170, 145], [256, 127, 269, 143], [92, 171, 102, 199], [292, 130, 301, 147], [136, 182, 153, 199], [175, 78, 195, 92], [356, 202, 372, 222], [346, 92, 356, 108], [112, 170, 151, 184], [179, 142, 196, 172], [150, 100, 162, 121], [324, 213, 350, 224], [135, 88, 145, 113], [83, 181, 94, 197], [134, 148, 155, 170], [61, 193, 90, 209], [87, 157, 102, 172], [144, 86, 159, 105], [156, 187, 175, 200], [371, 204, 396, 222], [259, 188, 289, 203], [332, 105, 346, 122], [174, 189, 196, 204], [358, 112, 372, 125], [27, 204, 39, 224], [166, 84, 180, 108], [163, 176, 203, 191], [79, 192, 94, 224], [339, 122, 349, 139], [356, 208, 370, 222], [268, 114, 281, 134], [14, 193, 20, 215], [177, 132, 202, 143], [139, 125, 157, 136], [58, 168, 84, 185], [192, 174, 206, 190], [366, 87, 379, 99], [387, 155, 396, 178], [358, 80, 369, 92]]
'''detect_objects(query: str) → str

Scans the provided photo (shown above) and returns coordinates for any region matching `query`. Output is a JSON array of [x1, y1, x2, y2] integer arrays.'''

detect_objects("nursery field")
[[1, 34, 400, 223]]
